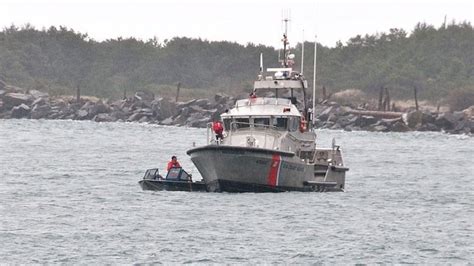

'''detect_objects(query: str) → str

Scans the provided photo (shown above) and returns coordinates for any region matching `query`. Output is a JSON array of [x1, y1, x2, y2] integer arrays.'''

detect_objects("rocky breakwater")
[[0, 84, 234, 128], [313, 102, 474, 135], [0, 81, 472, 135]]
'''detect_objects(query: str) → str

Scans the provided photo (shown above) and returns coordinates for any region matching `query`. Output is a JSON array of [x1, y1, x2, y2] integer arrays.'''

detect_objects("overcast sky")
[[0, 0, 472, 47]]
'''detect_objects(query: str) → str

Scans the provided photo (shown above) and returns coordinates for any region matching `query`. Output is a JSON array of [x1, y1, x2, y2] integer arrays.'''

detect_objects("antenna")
[[259, 53, 264, 77], [301, 29, 305, 74], [281, 9, 291, 67], [312, 35, 317, 124]]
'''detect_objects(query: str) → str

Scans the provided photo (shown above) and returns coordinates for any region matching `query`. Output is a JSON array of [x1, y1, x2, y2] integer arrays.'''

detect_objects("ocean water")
[[0, 119, 472, 264]]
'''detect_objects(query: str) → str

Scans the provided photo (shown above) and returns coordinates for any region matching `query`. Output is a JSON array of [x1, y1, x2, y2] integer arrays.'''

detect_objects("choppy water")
[[0, 119, 473, 264]]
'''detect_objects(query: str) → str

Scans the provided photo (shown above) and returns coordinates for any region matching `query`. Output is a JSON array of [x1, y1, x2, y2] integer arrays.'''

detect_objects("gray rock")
[[94, 113, 116, 122], [31, 97, 47, 107], [3, 93, 34, 108], [434, 112, 458, 130], [127, 112, 143, 122], [189, 105, 206, 113], [138, 116, 149, 123], [194, 98, 211, 108], [76, 109, 89, 120], [11, 103, 30, 118], [160, 117, 174, 125], [214, 93, 230, 104], [357, 115, 378, 128], [154, 98, 178, 120], [30, 104, 51, 119], [327, 113, 338, 122], [134, 91, 155, 102], [405, 111, 423, 128], [317, 106, 333, 121], [177, 99, 197, 109], [390, 121, 411, 132], [417, 123, 440, 132], [28, 89, 49, 99], [90, 100, 110, 115], [370, 124, 388, 132]]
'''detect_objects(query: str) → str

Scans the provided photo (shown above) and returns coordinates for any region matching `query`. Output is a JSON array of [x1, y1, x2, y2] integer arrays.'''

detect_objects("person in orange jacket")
[[167, 155, 181, 171], [212, 120, 224, 141]]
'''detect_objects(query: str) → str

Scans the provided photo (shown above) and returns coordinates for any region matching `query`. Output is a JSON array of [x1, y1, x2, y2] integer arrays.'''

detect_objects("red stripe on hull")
[[267, 154, 281, 186]]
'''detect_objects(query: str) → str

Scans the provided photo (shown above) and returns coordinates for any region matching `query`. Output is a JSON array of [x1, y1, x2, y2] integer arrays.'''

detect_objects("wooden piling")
[[414, 86, 419, 111], [76, 87, 80, 102], [176, 82, 181, 102], [378, 86, 384, 111], [384, 87, 391, 111]]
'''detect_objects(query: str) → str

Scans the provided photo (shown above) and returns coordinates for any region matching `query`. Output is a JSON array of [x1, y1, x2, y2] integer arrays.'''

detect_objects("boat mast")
[[301, 30, 305, 74], [312, 35, 317, 126], [282, 17, 289, 67]]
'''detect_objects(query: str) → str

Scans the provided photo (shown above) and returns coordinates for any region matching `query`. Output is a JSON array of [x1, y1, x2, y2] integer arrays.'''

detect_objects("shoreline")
[[0, 87, 473, 135]]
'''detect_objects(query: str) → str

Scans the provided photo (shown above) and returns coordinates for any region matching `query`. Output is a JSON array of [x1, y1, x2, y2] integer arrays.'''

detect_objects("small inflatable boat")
[[138, 167, 206, 192]]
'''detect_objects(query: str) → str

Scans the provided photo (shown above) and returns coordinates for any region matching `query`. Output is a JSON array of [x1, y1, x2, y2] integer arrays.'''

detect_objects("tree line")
[[0, 21, 472, 101]]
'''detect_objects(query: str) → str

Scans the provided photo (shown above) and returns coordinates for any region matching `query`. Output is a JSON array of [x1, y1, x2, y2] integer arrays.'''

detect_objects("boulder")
[[31, 97, 47, 107], [434, 112, 459, 130], [317, 106, 334, 121], [0, 79, 6, 89], [93, 113, 116, 122], [189, 105, 206, 113], [421, 111, 436, 125], [177, 99, 197, 109], [335, 115, 354, 127], [357, 115, 378, 128], [188, 117, 211, 128], [417, 123, 440, 132], [28, 89, 49, 99], [127, 112, 143, 122], [138, 116, 149, 123], [369, 124, 388, 132], [3, 93, 34, 108], [327, 113, 338, 123], [90, 100, 110, 115], [390, 121, 411, 132], [194, 98, 211, 108], [134, 91, 155, 102], [11, 103, 30, 118], [76, 109, 89, 120], [462, 106, 474, 118], [405, 111, 423, 129], [160, 117, 174, 125], [153, 98, 178, 120], [214, 93, 230, 104], [30, 104, 51, 119]]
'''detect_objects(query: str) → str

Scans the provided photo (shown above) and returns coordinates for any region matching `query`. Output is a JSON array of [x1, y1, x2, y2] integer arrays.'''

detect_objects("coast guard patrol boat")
[[187, 24, 348, 192]]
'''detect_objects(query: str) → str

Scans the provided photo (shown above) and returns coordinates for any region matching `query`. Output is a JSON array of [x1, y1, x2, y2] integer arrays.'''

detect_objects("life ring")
[[299, 117, 307, 132]]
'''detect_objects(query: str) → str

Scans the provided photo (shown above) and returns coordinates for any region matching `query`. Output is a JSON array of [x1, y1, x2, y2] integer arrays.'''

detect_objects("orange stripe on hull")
[[267, 154, 281, 186]]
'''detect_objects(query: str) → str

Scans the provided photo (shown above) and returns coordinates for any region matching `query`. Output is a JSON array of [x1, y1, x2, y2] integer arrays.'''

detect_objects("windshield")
[[273, 117, 288, 130], [254, 118, 270, 128]]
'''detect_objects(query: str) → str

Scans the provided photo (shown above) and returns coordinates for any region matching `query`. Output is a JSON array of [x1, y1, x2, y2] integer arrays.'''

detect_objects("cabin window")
[[223, 118, 231, 131], [234, 118, 250, 129], [273, 117, 288, 130], [288, 117, 299, 132], [254, 118, 270, 128]]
